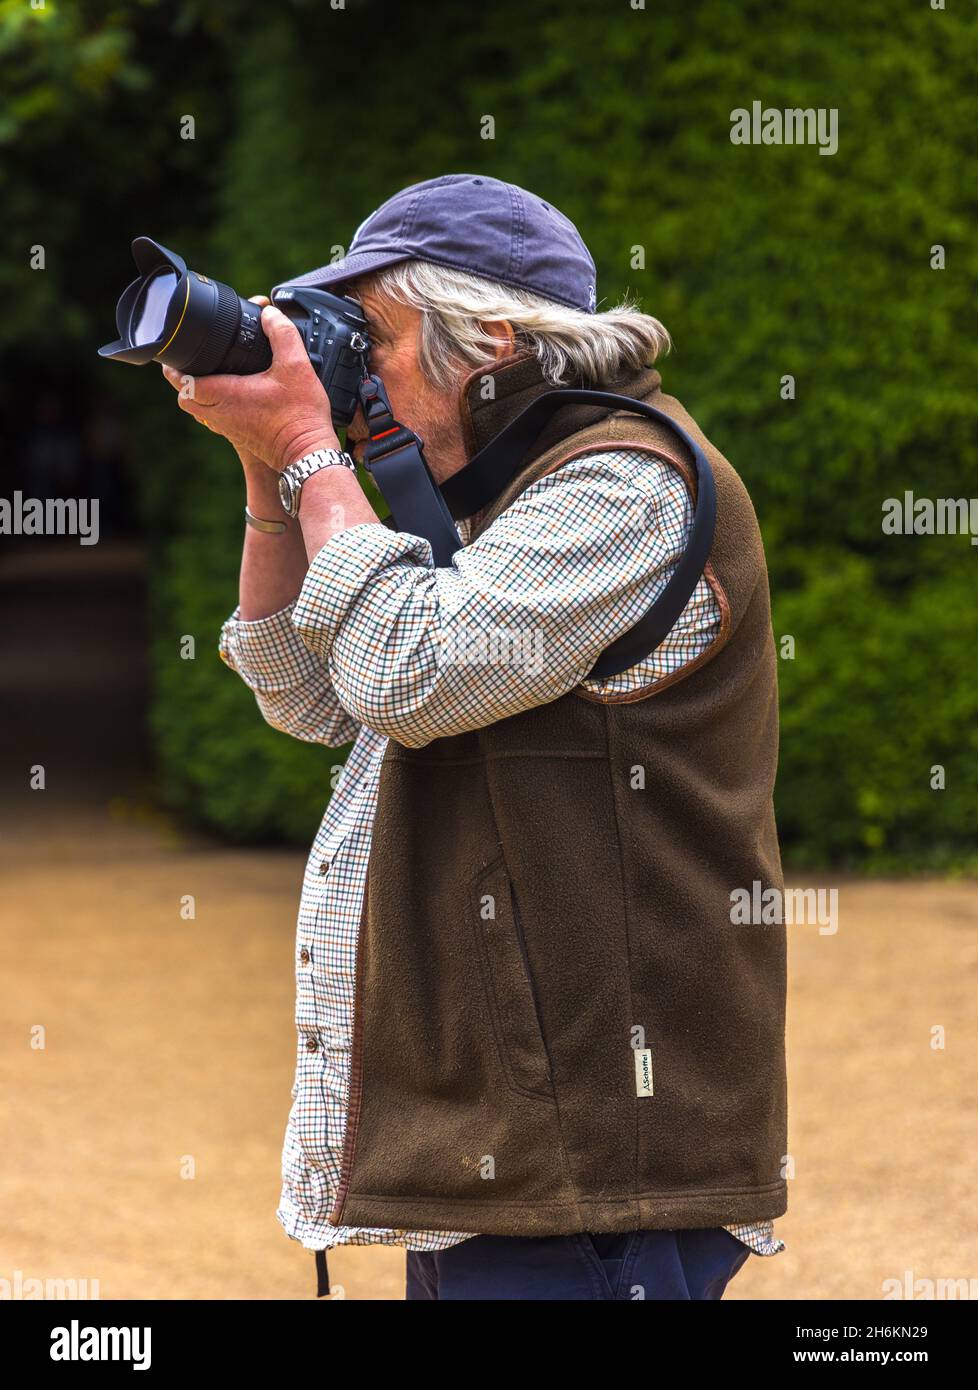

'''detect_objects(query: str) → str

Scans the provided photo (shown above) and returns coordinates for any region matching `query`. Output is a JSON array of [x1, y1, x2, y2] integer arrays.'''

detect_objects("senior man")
[[163, 174, 788, 1301]]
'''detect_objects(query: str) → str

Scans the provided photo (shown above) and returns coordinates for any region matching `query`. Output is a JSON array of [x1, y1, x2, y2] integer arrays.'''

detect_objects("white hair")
[[345, 258, 671, 392]]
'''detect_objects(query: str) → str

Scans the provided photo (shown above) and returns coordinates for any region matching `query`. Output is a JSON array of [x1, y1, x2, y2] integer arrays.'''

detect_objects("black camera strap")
[[359, 378, 717, 680], [359, 373, 463, 569]]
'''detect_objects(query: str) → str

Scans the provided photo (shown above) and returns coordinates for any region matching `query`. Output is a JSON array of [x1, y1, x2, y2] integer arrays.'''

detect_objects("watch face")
[[278, 472, 296, 517]]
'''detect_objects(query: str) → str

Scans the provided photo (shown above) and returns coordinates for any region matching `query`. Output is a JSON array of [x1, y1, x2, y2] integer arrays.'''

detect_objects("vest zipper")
[[509, 883, 552, 1082], [328, 865, 369, 1226]]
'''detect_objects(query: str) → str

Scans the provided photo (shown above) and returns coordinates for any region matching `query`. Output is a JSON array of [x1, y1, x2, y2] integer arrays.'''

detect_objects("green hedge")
[[775, 555, 978, 869], [7, 0, 977, 866]]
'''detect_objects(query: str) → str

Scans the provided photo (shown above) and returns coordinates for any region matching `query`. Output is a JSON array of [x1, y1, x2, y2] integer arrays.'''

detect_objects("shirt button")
[[299, 948, 310, 965], [318, 859, 330, 875], [305, 1036, 319, 1052]]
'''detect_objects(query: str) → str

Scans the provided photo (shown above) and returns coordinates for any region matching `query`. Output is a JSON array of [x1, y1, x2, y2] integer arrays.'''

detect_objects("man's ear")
[[480, 318, 516, 360]]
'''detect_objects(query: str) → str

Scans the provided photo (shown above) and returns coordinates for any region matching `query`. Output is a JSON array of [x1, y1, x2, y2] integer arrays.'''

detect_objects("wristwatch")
[[278, 447, 357, 518]]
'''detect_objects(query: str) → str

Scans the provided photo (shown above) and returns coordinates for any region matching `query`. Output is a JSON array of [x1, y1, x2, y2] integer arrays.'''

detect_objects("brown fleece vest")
[[328, 352, 788, 1237]]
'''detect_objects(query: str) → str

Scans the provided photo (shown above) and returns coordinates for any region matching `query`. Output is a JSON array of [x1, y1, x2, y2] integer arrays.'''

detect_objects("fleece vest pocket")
[[469, 857, 554, 1101]]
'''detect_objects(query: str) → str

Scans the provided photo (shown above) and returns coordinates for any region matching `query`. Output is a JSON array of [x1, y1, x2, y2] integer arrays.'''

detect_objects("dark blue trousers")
[[405, 1228, 752, 1300]]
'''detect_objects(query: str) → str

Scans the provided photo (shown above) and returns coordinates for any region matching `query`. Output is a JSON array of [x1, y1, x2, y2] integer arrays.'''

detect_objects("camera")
[[98, 237, 370, 428]]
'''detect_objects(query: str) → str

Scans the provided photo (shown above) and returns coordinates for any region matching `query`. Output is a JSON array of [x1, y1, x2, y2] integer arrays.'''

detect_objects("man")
[[163, 174, 788, 1300]]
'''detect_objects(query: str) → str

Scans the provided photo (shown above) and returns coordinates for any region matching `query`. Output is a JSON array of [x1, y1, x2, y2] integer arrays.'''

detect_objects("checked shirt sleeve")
[[219, 598, 360, 747], [289, 450, 722, 749]]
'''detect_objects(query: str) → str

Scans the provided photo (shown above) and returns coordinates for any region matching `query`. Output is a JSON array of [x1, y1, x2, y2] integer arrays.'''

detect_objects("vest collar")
[[453, 350, 664, 520]]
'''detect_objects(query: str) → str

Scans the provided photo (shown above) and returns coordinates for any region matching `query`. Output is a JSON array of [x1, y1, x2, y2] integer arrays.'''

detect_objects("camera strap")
[[359, 377, 717, 680], [359, 373, 463, 569]]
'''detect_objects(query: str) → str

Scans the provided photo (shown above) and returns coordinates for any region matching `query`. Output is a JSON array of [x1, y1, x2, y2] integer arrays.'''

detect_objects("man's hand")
[[161, 303, 341, 472]]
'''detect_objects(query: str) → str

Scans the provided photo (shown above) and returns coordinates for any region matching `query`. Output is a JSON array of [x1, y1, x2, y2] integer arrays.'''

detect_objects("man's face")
[[344, 284, 466, 485]]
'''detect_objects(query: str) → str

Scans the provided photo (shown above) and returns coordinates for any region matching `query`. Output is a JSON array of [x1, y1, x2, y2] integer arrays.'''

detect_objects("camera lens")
[[130, 268, 180, 347], [187, 281, 272, 376], [100, 238, 274, 375]]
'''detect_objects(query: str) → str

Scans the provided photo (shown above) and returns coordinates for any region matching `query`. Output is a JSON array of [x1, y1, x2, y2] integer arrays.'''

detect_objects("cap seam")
[[396, 190, 426, 242], [508, 185, 525, 280]]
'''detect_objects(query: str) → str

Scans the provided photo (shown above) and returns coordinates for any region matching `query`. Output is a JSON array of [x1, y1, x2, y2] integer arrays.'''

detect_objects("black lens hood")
[[98, 237, 189, 365]]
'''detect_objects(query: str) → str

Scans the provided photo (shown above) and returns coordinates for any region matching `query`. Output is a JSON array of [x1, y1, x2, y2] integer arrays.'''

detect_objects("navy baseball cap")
[[281, 173, 598, 314]]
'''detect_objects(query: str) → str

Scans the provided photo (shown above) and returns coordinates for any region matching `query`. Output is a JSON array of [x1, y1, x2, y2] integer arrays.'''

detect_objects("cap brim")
[[274, 248, 414, 294]]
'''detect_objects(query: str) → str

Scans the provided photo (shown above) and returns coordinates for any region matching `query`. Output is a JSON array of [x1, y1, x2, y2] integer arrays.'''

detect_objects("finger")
[[161, 364, 213, 405], [261, 304, 307, 365], [248, 294, 271, 307], [178, 371, 240, 408], [177, 391, 215, 420]]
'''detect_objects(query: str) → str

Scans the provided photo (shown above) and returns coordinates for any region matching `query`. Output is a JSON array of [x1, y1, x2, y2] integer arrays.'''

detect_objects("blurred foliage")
[[2, 0, 977, 867]]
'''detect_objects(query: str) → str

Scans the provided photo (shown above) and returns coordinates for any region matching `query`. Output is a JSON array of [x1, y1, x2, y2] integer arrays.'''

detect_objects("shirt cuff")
[[290, 521, 434, 664], [219, 598, 325, 692]]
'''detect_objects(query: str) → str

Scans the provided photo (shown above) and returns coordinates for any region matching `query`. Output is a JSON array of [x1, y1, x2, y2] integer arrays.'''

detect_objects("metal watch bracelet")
[[278, 447, 357, 518]]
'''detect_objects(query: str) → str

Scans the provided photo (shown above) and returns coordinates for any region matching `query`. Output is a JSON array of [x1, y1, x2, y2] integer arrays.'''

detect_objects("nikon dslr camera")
[[98, 236, 370, 428]]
